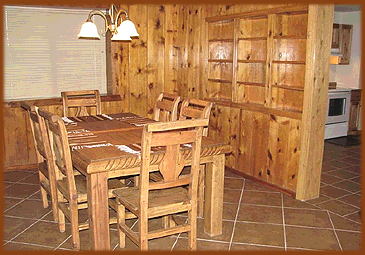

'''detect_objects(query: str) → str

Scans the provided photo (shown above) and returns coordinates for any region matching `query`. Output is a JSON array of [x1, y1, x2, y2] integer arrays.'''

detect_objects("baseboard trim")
[[225, 166, 296, 198], [5, 163, 38, 172]]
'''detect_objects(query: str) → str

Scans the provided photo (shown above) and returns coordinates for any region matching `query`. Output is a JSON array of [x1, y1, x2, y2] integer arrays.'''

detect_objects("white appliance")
[[325, 88, 351, 139]]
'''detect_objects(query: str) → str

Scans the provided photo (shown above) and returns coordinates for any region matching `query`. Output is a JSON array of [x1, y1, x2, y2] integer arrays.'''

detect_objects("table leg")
[[204, 154, 225, 236], [87, 172, 110, 250]]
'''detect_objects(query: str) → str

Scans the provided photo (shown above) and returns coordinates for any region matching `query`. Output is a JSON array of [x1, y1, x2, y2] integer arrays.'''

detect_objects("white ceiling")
[[334, 5, 361, 12]]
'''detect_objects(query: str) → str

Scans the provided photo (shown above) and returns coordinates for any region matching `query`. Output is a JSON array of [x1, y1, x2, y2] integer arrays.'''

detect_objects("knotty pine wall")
[[5, 4, 320, 198]]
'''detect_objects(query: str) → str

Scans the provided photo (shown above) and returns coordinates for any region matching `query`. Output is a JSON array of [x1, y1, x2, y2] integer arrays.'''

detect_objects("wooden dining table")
[[63, 112, 232, 250]]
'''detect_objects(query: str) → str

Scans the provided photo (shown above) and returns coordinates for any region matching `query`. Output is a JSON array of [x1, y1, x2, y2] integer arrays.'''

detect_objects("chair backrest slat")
[[62, 90, 101, 117], [178, 99, 213, 136], [153, 92, 181, 122]]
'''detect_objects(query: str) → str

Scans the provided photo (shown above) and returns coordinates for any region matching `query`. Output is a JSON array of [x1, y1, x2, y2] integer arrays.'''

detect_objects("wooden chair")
[[61, 90, 101, 117], [178, 98, 213, 217], [178, 98, 213, 136], [153, 92, 181, 122], [21, 102, 58, 222], [38, 109, 128, 250], [113, 118, 209, 250]]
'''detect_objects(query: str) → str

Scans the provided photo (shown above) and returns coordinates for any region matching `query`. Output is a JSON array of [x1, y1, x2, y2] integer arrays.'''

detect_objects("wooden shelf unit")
[[204, 5, 334, 200]]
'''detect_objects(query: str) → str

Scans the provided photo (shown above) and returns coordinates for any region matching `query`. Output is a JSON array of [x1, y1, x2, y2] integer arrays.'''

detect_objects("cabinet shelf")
[[208, 78, 232, 84], [208, 59, 233, 63], [208, 39, 234, 43], [273, 35, 307, 40], [237, 81, 265, 87], [238, 59, 266, 63], [238, 37, 267, 41], [272, 60, 306, 65], [272, 84, 304, 91]]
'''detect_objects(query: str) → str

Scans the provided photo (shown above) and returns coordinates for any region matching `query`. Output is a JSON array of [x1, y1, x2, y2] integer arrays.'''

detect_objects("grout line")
[[4, 190, 41, 213], [228, 178, 245, 251], [4, 240, 56, 250], [327, 210, 343, 251], [7, 210, 53, 244], [281, 193, 287, 251], [54, 234, 72, 250]]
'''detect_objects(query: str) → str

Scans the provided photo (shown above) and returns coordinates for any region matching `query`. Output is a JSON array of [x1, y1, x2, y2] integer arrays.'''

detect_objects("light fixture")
[[77, 4, 139, 42]]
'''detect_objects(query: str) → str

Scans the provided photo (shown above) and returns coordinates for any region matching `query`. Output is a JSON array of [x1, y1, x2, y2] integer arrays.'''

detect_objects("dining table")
[[63, 112, 232, 250]]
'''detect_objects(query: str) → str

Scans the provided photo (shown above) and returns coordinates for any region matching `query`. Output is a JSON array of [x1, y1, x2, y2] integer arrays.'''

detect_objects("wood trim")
[[4, 95, 122, 109], [296, 5, 334, 201], [4, 163, 38, 172], [206, 4, 308, 22], [226, 166, 296, 198], [204, 98, 303, 120]]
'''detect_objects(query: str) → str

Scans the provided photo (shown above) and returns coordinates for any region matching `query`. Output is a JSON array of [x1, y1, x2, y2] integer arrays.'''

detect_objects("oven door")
[[326, 92, 351, 124]]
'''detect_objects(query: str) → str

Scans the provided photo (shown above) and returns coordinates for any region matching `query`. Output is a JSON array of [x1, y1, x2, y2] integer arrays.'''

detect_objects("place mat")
[[326, 135, 361, 146]]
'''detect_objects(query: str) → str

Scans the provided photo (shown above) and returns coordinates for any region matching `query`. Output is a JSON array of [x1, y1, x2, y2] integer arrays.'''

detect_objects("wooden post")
[[296, 4, 334, 200]]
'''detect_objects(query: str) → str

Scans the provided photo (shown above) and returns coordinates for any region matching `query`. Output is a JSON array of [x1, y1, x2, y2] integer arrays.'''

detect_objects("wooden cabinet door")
[[331, 23, 340, 50], [339, 24, 353, 65]]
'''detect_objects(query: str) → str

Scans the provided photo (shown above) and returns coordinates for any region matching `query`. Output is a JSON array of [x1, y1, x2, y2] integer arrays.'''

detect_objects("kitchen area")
[[326, 5, 361, 145]]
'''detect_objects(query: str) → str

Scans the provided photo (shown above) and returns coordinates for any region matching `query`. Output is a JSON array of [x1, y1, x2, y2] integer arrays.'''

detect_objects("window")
[[3, 5, 107, 101]]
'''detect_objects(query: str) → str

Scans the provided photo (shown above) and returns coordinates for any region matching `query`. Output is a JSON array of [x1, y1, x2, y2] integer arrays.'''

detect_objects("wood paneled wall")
[[3, 3, 332, 200]]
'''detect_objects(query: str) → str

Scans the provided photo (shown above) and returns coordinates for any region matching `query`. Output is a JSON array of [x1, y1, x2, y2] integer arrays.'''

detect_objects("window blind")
[[3, 6, 107, 101]]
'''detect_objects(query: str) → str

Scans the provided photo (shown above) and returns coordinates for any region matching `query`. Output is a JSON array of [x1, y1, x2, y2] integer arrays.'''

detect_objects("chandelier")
[[77, 4, 139, 41]]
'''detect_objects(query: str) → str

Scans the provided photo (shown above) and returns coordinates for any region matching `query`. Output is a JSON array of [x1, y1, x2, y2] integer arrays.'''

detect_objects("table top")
[[65, 113, 232, 174]]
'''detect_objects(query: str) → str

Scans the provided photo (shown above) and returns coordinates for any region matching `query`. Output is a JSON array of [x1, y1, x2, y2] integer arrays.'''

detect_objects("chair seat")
[[113, 186, 190, 215], [58, 175, 129, 203]]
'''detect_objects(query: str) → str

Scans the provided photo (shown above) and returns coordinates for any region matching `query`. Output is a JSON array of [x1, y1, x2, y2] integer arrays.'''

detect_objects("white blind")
[[3, 6, 107, 101]]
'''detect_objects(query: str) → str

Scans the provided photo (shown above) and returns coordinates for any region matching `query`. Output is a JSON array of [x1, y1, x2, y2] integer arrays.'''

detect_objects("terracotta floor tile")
[[328, 212, 362, 231], [3, 197, 24, 211], [342, 165, 362, 175], [284, 208, 332, 228], [173, 237, 229, 250], [285, 226, 341, 250], [320, 173, 343, 184], [4, 171, 36, 182], [224, 177, 244, 189], [331, 180, 361, 193], [241, 190, 282, 206], [316, 200, 359, 216], [335, 230, 362, 250], [12, 220, 71, 249], [4, 183, 41, 199], [282, 195, 319, 209], [232, 221, 284, 246], [343, 211, 362, 223], [3, 241, 55, 250], [4, 199, 52, 220], [223, 189, 242, 203], [223, 202, 239, 221], [243, 179, 279, 192], [3, 216, 37, 241], [237, 204, 283, 224], [230, 243, 284, 250], [338, 193, 362, 208], [326, 168, 359, 179], [319, 185, 352, 199], [305, 194, 332, 205]]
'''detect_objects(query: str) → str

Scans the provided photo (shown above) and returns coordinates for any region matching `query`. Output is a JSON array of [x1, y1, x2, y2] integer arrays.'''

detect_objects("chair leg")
[[58, 207, 66, 233], [188, 203, 197, 250], [197, 164, 205, 217], [117, 202, 126, 248], [70, 204, 80, 250], [38, 173, 49, 208], [139, 214, 148, 250]]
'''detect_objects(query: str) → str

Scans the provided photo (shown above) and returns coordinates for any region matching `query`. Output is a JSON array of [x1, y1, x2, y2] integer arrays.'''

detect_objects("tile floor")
[[3, 141, 362, 250]]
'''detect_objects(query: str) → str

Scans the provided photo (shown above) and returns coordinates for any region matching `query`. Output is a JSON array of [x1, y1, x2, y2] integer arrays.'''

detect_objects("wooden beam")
[[296, 4, 334, 200]]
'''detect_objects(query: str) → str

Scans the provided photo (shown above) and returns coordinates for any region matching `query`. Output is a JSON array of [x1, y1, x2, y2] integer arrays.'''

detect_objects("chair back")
[[139, 118, 208, 209], [178, 99, 213, 136], [38, 109, 77, 202], [21, 102, 52, 168], [62, 90, 101, 117], [153, 92, 181, 122]]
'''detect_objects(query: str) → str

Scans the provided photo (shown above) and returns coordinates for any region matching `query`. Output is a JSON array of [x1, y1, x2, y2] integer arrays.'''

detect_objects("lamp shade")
[[111, 26, 132, 41], [77, 21, 100, 39], [118, 19, 139, 37]]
